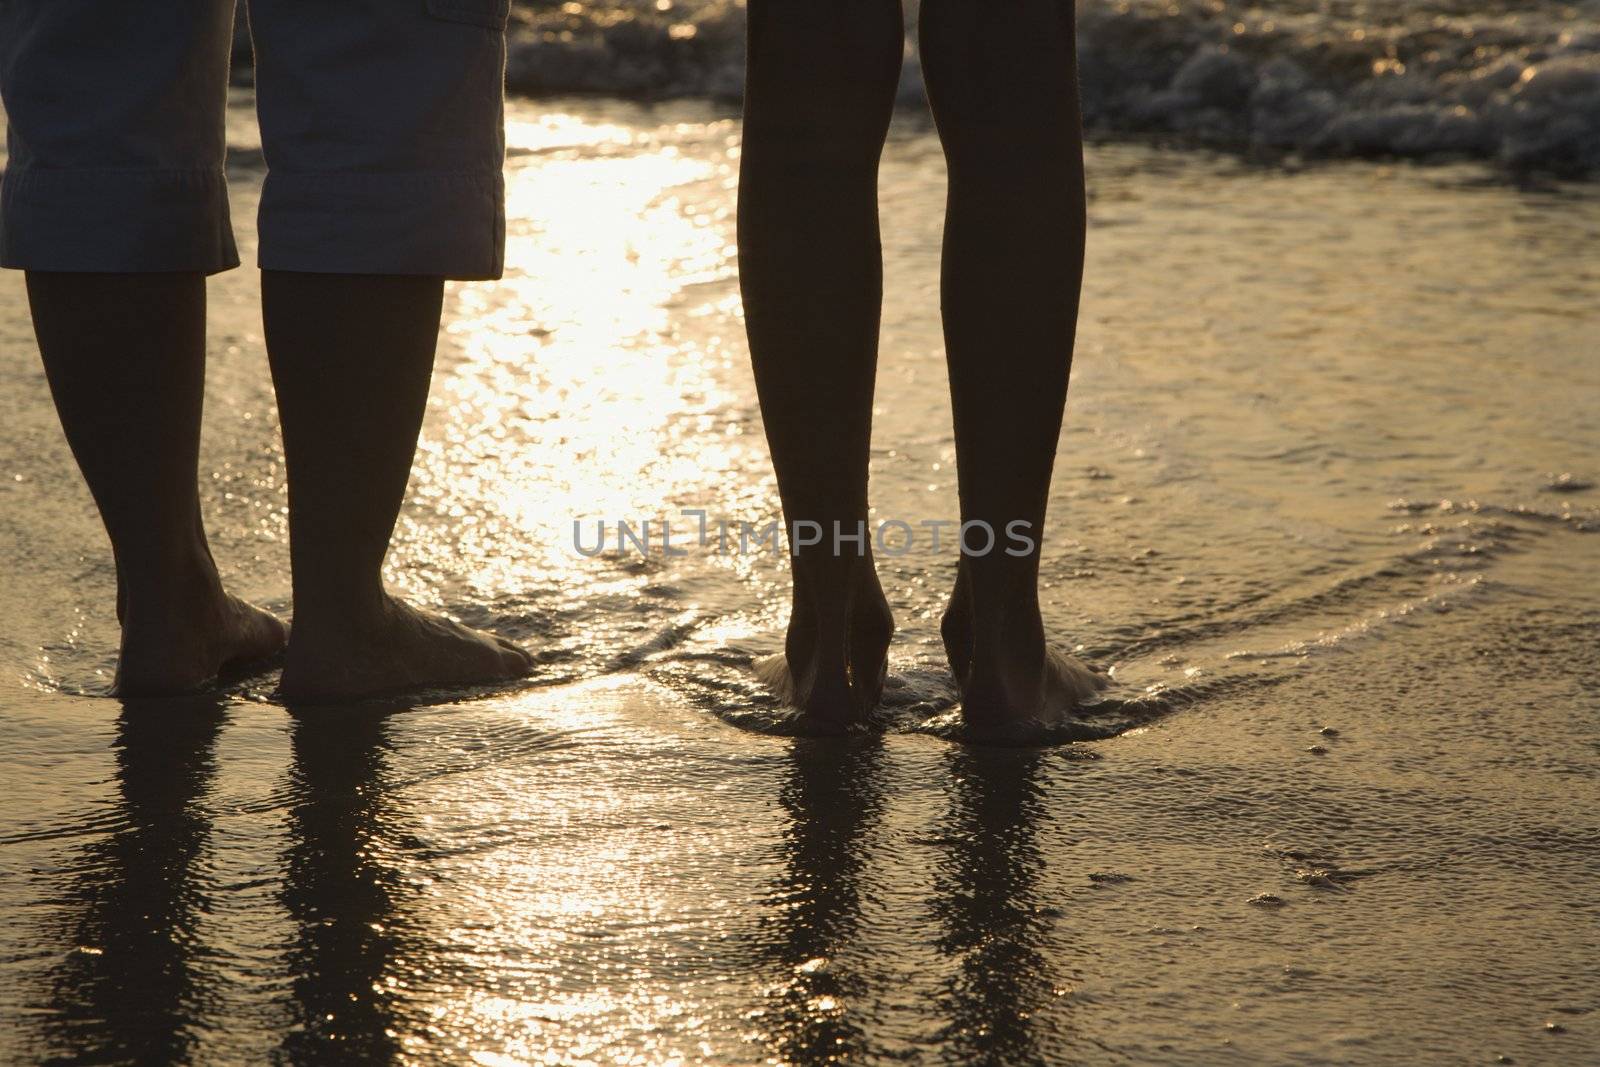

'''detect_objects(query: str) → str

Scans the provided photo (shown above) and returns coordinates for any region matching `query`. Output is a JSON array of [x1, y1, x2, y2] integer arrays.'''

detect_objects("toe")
[[495, 638, 535, 675]]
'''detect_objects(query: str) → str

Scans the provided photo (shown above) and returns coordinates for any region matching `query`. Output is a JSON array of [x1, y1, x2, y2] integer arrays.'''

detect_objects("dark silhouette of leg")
[[739, 0, 902, 726], [263, 271, 531, 701], [26, 271, 287, 696], [920, 0, 1106, 725]]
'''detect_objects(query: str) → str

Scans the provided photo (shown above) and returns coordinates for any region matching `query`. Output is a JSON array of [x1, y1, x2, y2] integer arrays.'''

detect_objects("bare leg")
[[739, 0, 902, 726], [26, 271, 287, 696], [920, 0, 1107, 725], [263, 271, 531, 702]]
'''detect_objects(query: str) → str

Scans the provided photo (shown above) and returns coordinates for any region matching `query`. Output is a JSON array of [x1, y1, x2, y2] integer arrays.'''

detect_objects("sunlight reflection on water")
[[390, 107, 778, 676]]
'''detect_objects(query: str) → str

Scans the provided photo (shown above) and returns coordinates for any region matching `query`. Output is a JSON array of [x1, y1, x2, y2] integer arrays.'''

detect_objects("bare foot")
[[117, 586, 289, 697], [959, 644, 1109, 727], [756, 562, 894, 730], [279, 594, 533, 703], [941, 573, 1108, 730]]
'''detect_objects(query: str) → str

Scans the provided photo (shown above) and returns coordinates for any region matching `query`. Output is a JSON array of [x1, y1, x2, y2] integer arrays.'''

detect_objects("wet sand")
[[1, 94, 1597, 1064]]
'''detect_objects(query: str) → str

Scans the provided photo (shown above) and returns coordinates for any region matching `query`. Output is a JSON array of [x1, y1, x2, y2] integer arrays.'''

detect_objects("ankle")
[[968, 605, 1046, 669], [288, 583, 392, 640], [118, 547, 225, 618]]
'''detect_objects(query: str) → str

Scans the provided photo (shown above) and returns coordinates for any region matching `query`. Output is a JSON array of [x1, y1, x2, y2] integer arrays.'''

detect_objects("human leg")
[[739, 0, 904, 725]]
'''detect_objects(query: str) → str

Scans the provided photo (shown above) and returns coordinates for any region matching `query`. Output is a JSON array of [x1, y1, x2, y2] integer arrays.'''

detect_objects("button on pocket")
[[425, 0, 510, 30]]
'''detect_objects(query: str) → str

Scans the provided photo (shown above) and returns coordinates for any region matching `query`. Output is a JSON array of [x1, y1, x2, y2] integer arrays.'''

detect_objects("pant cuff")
[[257, 170, 505, 280], [0, 167, 239, 274]]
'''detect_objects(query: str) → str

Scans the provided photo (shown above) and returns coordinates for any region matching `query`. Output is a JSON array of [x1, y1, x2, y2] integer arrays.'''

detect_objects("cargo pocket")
[[425, 0, 510, 30]]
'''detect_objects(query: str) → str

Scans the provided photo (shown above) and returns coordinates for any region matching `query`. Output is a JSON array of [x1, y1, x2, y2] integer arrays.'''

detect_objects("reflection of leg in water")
[[264, 273, 533, 703], [39, 698, 228, 1064], [26, 273, 288, 696], [920, 0, 1107, 729], [755, 739, 888, 1061], [739, 0, 902, 727], [931, 748, 1066, 1065], [278, 707, 409, 1065]]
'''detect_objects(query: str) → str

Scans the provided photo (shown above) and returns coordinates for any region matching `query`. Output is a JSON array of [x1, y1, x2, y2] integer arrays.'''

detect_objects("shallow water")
[[1, 95, 1598, 1063]]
